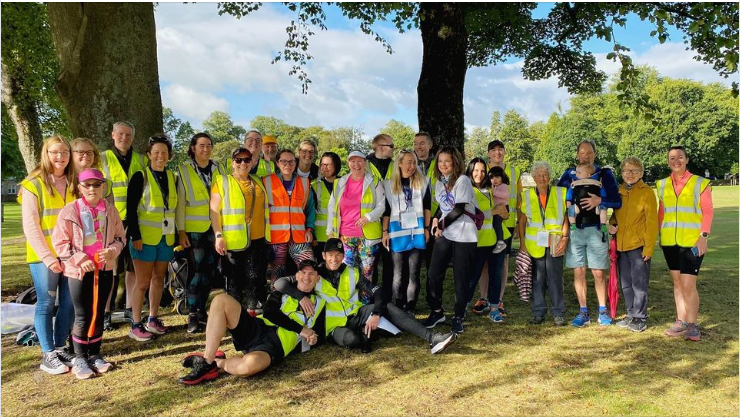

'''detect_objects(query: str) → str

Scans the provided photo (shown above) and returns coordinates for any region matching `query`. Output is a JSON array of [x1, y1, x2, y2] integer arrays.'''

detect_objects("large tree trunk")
[[417, 3, 468, 152], [46, 3, 162, 152], [0, 61, 43, 174]]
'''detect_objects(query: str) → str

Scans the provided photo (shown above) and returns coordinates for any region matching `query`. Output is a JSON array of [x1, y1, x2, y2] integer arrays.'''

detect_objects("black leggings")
[[426, 236, 477, 318], [69, 270, 114, 358], [331, 303, 434, 348], [391, 249, 422, 310], [222, 238, 269, 309]]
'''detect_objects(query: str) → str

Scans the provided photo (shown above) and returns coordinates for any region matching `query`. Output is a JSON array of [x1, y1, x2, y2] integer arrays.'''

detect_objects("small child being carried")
[[566, 162, 607, 234], [488, 166, 509, 254]]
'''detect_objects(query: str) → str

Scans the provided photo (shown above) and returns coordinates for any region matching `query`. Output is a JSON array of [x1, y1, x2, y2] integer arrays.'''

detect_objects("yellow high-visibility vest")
[[178, 160, 225, 233], [18, 176, 75, 263], [214, 174, 269, 250], [137, 168, 177, 246], [314, 267, 363, 336], [260, 294, 325, 356], [474, 187, 511, 247], [312, 178, 335, 242], [101, 149, 147, 219], [521, 186, 566, 259], [657, 175, 709, 247]]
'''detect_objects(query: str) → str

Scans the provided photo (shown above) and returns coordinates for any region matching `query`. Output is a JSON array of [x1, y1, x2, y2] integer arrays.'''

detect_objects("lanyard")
[[397, 184, 413, 213], [537, 187, 549, 223]]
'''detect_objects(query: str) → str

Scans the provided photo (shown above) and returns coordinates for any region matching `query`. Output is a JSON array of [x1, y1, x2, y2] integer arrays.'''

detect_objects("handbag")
[[464, 207, 485, 230]]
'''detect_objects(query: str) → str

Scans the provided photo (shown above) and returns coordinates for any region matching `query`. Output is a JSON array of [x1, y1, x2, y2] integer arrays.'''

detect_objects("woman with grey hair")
[[518, 161, 569, 325]]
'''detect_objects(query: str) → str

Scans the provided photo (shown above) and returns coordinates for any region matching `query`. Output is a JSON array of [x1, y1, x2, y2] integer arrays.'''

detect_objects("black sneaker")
[[103, 312, 116, 331], [422, 310, 446, 329], [430, 332, 457, 354], [197, 310, 208, 325], [187, 314, 201, 334], [55, 347, 75, 368], [628, 318, 647, 333], [40, 351, 69, 375], [178, 356, 220, 385], [123, 308, 134, 324], [616, 317, 632, 328], [529, 315, 544, 325], [553, 316, 566, 326], [451, 316, 464, 334], [360, 334, 372, 354], [181, 350, 226, 368]]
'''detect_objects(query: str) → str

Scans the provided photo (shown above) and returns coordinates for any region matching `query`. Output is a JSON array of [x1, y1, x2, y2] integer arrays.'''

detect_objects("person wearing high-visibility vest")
[[211, 148, 270, 315], [413, 132, 438, 289], [175, 133, 226, 334], [261, 135, 279, 163], [263, 149, 317, 284], [381, 150, 431, 315], [367, 134, 395, 294], [557, 140, 621, 327], [243, 130, 277, 178], [487, 139, 522, 317], [19, 136, 76, 375], [126, 135, 178, 342], [326, 151, 386, 291], [311, 151, 342, 264], [52, 168, 125, 379], [178, 259, 326, 385], [274, 239, 457, 354], [657, 146, 713, 342], [423, 146, 479, 334], [608, 157, 658, 333], [296, 138, 320, 181], [518, 162, 570, 326], [100, 121, 148, 328], [464, 158, 511, 323]]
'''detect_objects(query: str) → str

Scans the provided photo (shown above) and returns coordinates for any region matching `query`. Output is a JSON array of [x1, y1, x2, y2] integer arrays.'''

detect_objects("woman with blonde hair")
[[18, 136, 76, 374], [381, 149, 431, 314]]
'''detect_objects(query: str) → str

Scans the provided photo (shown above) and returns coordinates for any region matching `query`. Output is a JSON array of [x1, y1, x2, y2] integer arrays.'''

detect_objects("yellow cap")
[[262, 135, 277, 144]]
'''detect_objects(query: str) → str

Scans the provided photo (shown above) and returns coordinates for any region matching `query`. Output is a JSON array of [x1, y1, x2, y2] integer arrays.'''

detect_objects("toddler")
[[489, 166, 509, 254], [566, 162, 607, 234]]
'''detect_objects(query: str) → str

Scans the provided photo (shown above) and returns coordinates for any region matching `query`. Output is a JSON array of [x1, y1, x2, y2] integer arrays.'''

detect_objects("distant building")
[[2, 178, 19, 202]]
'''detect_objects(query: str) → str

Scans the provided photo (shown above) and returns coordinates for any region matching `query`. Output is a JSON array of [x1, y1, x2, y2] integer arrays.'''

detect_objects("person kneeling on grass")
[[178, 259, 326, 385], [275, 238, 457, 354]]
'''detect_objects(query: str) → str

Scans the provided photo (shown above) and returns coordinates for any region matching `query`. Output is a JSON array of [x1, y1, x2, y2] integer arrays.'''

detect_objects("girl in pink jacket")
[[52, 169, 125, 379]]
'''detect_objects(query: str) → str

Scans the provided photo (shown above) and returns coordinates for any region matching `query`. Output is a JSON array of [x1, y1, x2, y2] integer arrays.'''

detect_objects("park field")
[[1, 186, 738, 416]]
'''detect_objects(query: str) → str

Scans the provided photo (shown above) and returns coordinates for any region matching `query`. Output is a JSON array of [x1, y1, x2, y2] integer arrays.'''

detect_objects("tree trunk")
[[46, 3, 162, 152], [1, 60, 43, 174], [417, 3, 468, 152]]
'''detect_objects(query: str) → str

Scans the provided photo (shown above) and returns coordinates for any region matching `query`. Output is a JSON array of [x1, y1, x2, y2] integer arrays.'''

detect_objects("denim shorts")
[[565, 226, 609, 270], [130, 236, 174, 263]]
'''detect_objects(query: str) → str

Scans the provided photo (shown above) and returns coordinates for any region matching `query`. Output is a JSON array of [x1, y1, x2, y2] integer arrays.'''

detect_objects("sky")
[[154, 2, 734, 137]]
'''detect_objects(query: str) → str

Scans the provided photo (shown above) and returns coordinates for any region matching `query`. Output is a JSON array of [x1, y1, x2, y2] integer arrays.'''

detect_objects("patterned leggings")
[[342, 237, 379, 283], [185, 231, 217, 314], [269, 240, 314, 282]]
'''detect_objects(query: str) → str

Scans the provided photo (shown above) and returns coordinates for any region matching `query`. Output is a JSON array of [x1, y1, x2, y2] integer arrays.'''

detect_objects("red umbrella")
[[608, 236, 619, 319]]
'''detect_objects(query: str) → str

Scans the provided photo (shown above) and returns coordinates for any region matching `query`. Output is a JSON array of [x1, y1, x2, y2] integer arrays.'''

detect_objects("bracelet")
[[382, 230, 388, 233]]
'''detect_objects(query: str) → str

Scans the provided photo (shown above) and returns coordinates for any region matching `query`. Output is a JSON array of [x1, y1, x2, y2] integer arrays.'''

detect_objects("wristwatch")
[[215, 232, 223, 239], [700, 232, 709, 238]]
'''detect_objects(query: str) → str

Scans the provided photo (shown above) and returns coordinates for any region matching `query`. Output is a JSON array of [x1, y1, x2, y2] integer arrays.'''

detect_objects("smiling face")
[[577, 143, 596, 165], [348, 156, 366, 177], [47, 142, 71, 174], [413, 135, 431, 161], [533, 168, 550, 189], [471, 162, 487, 185], [262, 143, 278, 161], [621, 163, 644, 185], [667, 148, 688, 174], [148, 143, 170, 171], [112, 125, 134, 154], [231, 151, 252, 178], [72, 142, 95, 171], [438, 152, 453, 176], [192, 137, 213, 162], [296, 267, 319, 292], [488, 145, 504, 167], [323, 250, 344, 271], [244, 132, 262, 156], [298, 144, 316, 167], [398, 152, 417, 179], [320, 156, 336, 179], [277, 152, 297, 177], [374, 136, 394, 159], [78, 180, 104, 205]]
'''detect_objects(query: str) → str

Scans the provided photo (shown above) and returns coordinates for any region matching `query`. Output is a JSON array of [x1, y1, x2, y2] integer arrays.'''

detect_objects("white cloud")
[[161, 84, 230, 123]]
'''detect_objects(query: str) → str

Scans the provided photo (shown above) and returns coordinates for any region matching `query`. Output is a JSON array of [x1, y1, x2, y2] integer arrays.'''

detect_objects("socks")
[[580, 307, 588, 314], [598, 306, 607, 313]]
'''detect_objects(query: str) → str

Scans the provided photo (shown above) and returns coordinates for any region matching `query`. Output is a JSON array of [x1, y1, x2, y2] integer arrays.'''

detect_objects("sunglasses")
[[149, 136, 168, 143], [79, 182, 104, 189], [233, 157, 252, 164]]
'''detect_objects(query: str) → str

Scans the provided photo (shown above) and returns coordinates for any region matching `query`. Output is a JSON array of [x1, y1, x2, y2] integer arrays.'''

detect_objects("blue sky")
[[155, 2, 732, 137]]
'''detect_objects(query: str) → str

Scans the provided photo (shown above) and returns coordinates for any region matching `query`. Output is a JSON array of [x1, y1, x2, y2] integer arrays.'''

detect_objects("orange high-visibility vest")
[[263, 174, 309, 244]]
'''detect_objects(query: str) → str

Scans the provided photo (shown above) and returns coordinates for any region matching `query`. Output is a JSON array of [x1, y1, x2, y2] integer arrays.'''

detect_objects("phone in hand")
[[691, 246, 700, 257]]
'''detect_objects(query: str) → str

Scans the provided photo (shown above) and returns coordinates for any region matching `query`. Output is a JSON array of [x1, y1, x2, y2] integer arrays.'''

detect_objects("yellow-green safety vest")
[[178, 160, 226, 233], [214, 174, 270, 250], [657, 175, 709, 247], [137, 168, 177, 246], [368, 160, 393, 181], [425, 159, 439, 217], [474, 187, 511, 247], [101, 149, 147, 219], [332, 175, 382, 239], [18, 176, 75, 263], [260, 293, 325, 356], [312, 178, 335, 242], [521, 186, 566, 259], [314, 267, 363, 336], [503, 164, 520, 228]]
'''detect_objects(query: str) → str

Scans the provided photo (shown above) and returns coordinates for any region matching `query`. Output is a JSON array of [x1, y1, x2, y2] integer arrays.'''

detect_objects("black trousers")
[[331, 303, 433, 348], [69, 270, 114, 357], [425, 236, 477, 318], [391, 249, 422, 310], [223, 238, 269, 309], [618, 247, 650, 319], [372, 243, 394, 301]]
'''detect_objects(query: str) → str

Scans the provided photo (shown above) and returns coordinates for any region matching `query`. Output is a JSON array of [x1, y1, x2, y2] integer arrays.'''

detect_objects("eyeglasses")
[[74, 150, 94, 157], [279, 160, 296, 165], [378, 144, 395, 149], [622, 169, 642, 175], [299, 149, 315, 154], [233, 157, 252, 165], [79, 182, 103, 189], [48, 151, 70, 157]]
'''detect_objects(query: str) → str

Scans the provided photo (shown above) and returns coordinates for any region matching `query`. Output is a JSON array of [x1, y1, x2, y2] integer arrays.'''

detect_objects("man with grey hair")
[[100, 121, 148, 330], [243, 130, 276, 177], [557, 139, 621, 328]]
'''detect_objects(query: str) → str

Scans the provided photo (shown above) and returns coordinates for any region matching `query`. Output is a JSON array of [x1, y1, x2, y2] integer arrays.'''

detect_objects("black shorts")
[[504, 227, 515, 255], [661, 245, 704, 276], [116, 222, 135, 274], [230, 308, 284, 365]]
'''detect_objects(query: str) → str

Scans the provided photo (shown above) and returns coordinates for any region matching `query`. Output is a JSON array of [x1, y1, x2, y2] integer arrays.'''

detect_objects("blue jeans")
[[467, 246, 506, 306], [29, 262, 74, 352]]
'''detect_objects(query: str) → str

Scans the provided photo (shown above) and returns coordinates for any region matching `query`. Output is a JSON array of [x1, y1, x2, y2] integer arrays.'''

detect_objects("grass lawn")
[[1, 187, 738, 416]]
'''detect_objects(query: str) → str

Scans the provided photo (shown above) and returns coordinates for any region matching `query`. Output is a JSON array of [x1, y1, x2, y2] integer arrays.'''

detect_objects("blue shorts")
[[130, 236, 174, 263], [565, 227, 609, 270]]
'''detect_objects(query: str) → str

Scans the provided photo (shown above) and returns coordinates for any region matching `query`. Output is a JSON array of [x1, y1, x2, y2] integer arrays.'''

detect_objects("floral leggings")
[[342, 237, 379, 284], [268, 240, 314, 283]]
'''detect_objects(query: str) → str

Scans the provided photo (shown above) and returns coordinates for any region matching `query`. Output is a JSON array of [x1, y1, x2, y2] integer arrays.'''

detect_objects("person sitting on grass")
[[178, 259, 326, 385], [275, 238, 457, 354]]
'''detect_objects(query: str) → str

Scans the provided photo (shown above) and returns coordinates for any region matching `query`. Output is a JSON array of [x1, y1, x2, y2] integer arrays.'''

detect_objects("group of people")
[[19, 122, 713, 384]]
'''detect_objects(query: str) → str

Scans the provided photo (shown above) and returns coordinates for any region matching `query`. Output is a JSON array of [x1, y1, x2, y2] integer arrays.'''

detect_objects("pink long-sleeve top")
[[21, 175, 70, 267], [657, 170, 713, 234]]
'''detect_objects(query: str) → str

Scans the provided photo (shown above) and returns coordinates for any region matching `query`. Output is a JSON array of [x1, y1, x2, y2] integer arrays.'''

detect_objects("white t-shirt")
[[435, 175, 478, 243], [297, 167, 310, 178]]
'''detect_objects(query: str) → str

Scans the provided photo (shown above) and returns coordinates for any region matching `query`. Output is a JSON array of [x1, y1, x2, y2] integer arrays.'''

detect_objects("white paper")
[[536, 230, 549, 247], [400, 211, 417, 230], [162, 216, 175, 234], [376, 316, 401, 335]]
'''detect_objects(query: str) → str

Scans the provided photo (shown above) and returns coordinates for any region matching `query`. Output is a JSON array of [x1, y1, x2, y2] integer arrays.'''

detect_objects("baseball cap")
[[487, 140, 505, 151], [297, 259, 319, 271], [231, 147, 252, 159], [262, 135, 277, 145], [78, 168, 105, 183], [323, 238, 345, 254], [348, 151, 366, 160]]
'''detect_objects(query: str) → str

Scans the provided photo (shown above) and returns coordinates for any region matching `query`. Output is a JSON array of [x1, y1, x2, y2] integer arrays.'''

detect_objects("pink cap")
[[78, 168, 105, 183]]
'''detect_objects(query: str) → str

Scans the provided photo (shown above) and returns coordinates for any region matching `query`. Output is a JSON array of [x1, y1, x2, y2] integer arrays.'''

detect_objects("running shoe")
[[492, 241, 507, 254], [103, 312, 116, 331], [40, 351, 69, 375], [89, 355, 114, 374], [145, 317, 168, 335], [187, 313, 201, 334], [664, 320, 688, 337], [72, 357, 95, 380], [553, 316, 566, 326], [529, 315, 544, 325], [55, 347, 75, 368], [684, 323, 701, 341], [628, 318, 647, 333], [430, 332, 457, 354], [181, 350, 226, 368], [178, 356, 219, 385], [498, 302, 507, 317], [123, 308, 134, 324], [422, 310, 446, 329], [471, 298, 490, 315], [489, 309, 505, 323], [129, 323, 153, 342], [571, 312, 591, 327], [451, 316, 464, 334], [616, 317, 632, 328], [597, 310, 612, 326]]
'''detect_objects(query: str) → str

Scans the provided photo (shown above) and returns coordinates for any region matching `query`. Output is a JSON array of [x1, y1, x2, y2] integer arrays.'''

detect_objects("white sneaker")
[[492, 241, 507, 254], [89, 355, 114, 374], [73, 357, 95, 380]]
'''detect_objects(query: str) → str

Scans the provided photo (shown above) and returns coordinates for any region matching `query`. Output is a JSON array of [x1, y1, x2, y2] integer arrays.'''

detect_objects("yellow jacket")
[[609, 180, 658, 257]]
